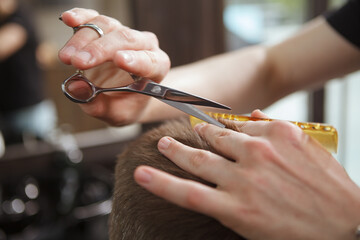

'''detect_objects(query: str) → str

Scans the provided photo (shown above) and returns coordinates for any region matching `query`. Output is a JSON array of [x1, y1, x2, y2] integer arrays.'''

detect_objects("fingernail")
[[194, 123, 206, 133], [158, 137, 171, 150], [61, 46, 76, 57], [136, 168, 152, 184], [77, 51, 93, 64]]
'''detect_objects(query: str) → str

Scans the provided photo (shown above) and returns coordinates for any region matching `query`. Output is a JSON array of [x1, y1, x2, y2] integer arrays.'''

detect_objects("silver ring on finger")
[[73, 23, 104, 38]]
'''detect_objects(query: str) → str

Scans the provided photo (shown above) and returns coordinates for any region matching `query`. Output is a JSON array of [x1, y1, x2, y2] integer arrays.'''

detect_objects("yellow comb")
[[189, 112, 338, 153]]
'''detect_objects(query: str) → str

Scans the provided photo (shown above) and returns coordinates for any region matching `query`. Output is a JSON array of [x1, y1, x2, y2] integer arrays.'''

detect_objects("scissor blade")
[[127, 78, 231, 110], [159, 99, 225, 128], [163, 89, 231, 110]]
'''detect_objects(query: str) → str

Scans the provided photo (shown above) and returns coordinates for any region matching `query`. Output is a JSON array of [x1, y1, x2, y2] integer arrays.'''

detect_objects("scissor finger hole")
[[63, 76, 96, 102]]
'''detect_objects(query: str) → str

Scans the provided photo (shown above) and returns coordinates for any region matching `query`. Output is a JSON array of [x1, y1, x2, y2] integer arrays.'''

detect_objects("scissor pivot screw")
[[151, 86, 162, 94]]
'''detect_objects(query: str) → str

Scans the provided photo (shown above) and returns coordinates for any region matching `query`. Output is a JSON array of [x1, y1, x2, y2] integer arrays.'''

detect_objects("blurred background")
[[0, 0, 358, 239]]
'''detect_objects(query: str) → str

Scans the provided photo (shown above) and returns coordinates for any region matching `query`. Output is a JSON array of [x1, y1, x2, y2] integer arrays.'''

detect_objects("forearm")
[[140, 17, 360, 123], [139, 45, 274, 122], [268, 17, 360, 94]]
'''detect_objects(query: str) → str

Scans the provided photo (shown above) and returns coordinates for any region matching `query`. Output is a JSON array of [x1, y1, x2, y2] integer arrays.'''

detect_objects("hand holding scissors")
[[62, 70, 231, 127], [59, 8, 174, 125], [59, 8, 231, 127]]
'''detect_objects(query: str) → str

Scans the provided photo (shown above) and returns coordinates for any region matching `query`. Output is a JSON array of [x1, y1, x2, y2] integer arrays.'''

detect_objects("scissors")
[[62, 70, 231, 128]]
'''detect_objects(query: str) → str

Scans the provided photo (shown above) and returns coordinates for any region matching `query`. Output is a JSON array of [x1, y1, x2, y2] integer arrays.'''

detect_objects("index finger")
[[59, 10, 123, 66], [134, 166, 235, 221], [194, 123, 253, 162]]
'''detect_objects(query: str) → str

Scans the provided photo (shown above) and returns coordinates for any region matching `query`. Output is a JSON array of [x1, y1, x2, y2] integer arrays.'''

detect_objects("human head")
[[110, 118, 245, 240]]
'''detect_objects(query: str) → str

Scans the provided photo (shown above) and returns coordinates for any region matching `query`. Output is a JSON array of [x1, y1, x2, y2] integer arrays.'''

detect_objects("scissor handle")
[[62, 72, 97, 103]]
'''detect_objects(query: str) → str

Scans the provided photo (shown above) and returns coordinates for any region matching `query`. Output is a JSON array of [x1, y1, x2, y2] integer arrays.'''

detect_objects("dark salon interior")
[[0, 0, 359, 239]]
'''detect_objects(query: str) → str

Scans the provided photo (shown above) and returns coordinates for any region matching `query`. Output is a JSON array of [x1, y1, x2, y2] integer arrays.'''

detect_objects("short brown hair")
[[109, 118, 245, 240]]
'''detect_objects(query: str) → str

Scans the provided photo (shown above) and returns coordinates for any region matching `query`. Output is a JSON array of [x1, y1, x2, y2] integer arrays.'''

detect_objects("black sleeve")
[[325, 0, 360, 49]]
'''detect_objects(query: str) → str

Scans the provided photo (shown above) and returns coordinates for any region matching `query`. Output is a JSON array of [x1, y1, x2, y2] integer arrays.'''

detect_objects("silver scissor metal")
[[62, 71, 231, 127]]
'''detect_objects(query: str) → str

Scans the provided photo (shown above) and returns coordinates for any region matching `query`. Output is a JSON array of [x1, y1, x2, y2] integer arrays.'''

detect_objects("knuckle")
[[243, 138, 277, 162], [267, 121, 306, 149], [158, 50, 171, 73], [268, 121, 290, 133], [185, 185, 203, 208], [143, 31, 159, 47], [243, 138, 267, 152], [96, 15, 119, 30], [216, 128, 233, 139], [68, 7, 78, 13], [73, 36, 89, 49], [141, 50, 158, 77], [233, 204, 251, 220], [268, 121, 300, 138], [188, 150, 211, 170], [85, 41, 107, 59], [69, 7, 82, 13], [144, 50, 157, 65], [115, 27, 137, 43], [81, 102, 106, 119], [228, 120, 247, 132], [140, 49, 170, 81], [232, 204, 260, 228], [105, 112, 136, 127], [206, 127, 234, 147], [160, 49, 171, 65]]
